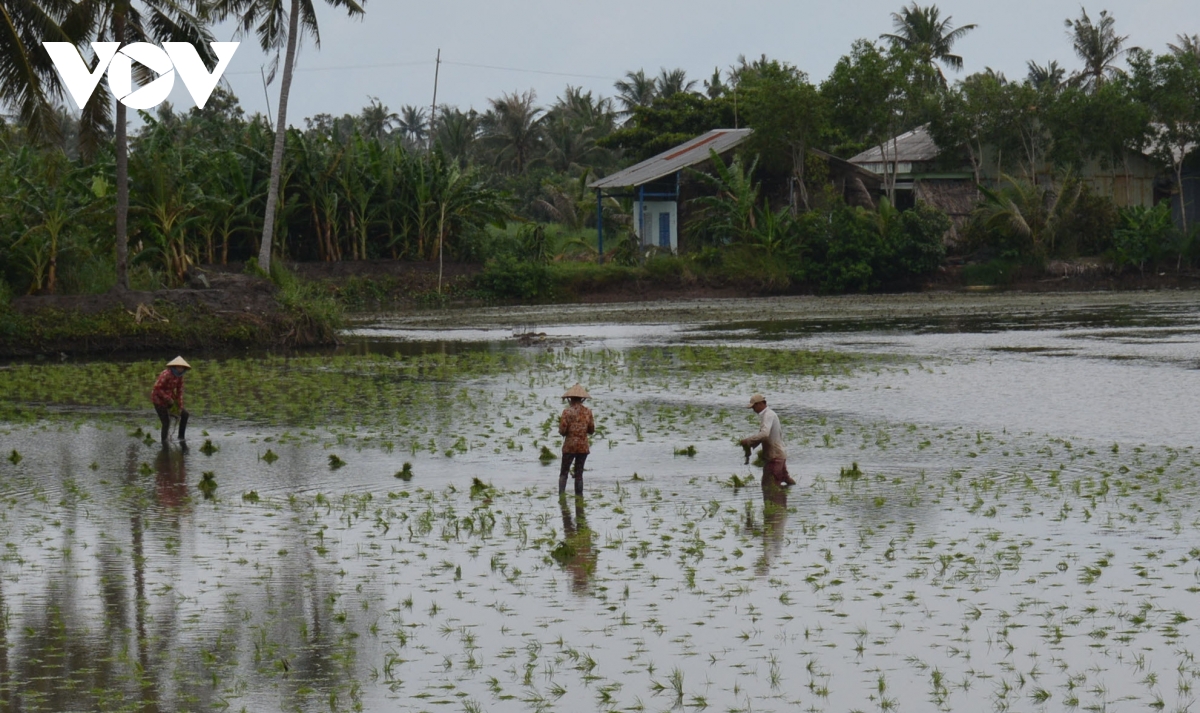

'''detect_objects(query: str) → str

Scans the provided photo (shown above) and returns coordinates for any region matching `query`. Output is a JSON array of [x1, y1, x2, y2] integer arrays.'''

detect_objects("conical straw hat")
[[562, 383, 590, 400], [166, 356, 191, 369]]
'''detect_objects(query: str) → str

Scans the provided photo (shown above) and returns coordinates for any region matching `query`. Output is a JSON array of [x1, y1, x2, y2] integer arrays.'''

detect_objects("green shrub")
[[880, 202, 949, 283], [1112, 203, 1177, 272], [962, 259, 1019, 286], [799, 205, 881, 293], [547, 262, 636, 295], [1057, 187, 1118, 257], [0, 278, 10, 312], [477, 255, 553, 300]]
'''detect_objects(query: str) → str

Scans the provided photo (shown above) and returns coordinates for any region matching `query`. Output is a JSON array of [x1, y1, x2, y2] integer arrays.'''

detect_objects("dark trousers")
[[559, 453, 587, 494], [155, 405, 189, 443]]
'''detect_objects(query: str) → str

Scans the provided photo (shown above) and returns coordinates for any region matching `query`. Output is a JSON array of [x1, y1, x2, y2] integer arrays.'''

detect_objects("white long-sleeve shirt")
[[745, 407, 787, 461]]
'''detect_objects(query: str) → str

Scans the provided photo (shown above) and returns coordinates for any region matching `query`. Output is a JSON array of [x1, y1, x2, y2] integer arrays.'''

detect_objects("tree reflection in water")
[[0, 436, 362, 711]]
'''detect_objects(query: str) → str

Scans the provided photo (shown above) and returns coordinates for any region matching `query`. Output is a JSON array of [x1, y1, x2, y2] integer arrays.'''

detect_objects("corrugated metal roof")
[[849, 125, 940, 165], [589, 128, 754, 190]]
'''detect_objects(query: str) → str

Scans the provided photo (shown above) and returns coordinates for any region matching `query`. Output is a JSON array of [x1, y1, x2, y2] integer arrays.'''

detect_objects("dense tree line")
[[1, 2, 1198, 300]]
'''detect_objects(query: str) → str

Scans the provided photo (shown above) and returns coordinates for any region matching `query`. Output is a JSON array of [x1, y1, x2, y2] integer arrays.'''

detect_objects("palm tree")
[[397, 104, 427, 146], [214, 0, 366, 274], [1064, 8, 1133, 92], [479, 90, 542, 174], [72, 0, 215, 291], [703, 67, 727, 98], [656, 68, 697, 98], [614, 69, 657, 116], [880, 2, 977, 82], [0, 1, 89, 146], [433, 106, 479, 168], [1167, 34, 1200, 61], [975, 174, 1082, 258], [1026, 60, 1066, 92], [358, 96, 397, 141]]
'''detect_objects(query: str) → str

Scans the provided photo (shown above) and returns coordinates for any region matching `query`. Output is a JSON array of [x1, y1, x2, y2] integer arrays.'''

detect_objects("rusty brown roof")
[[589, 129, 754, 190]]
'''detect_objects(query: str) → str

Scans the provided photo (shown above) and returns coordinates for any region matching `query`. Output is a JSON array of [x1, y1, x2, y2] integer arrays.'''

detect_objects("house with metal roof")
[[849, 124, 1168, 243], [588, 128, 753, 255]]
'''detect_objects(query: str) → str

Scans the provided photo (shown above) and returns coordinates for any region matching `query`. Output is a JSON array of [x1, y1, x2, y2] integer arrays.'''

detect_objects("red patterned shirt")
[[558, 403, 595, 454], [151, 369, 184, 410]]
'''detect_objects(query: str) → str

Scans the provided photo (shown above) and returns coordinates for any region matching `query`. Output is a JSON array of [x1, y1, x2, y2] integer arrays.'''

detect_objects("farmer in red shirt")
[[151, 356, 191, 444], [558, 383, 595, 496]]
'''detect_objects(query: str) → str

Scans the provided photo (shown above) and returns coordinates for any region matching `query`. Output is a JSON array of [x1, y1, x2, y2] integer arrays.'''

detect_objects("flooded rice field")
[[3, 292, 1200, 712]]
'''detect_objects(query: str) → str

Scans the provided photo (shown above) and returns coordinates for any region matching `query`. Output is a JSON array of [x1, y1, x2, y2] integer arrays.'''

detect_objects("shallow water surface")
[[2, 293, 1200, 712]]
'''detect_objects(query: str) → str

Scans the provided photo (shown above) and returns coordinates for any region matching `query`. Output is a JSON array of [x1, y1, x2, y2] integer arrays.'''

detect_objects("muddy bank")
[[360, 288, 1200, 331], [1, 273, 340, 358]]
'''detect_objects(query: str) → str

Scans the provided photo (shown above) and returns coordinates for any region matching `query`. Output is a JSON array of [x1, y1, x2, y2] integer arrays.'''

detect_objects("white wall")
[[636, 200, 677, 252]]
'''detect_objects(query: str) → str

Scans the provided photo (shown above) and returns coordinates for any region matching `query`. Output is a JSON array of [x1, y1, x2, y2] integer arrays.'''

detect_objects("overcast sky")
[[153, 0, 1194, 124]]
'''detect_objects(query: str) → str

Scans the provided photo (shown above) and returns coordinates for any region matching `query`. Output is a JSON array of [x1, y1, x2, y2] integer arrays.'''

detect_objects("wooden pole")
[[428, 49, 441, 151]]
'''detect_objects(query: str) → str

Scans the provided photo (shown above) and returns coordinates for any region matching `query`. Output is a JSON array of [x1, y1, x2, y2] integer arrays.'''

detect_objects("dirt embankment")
[[10, 272, 280, 316], [2, 272, 336, 358]]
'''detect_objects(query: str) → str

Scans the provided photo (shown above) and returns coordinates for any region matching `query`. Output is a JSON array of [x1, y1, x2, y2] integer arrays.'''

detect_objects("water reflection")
[[155, 445, 188, 511], [754, 483, 789, 577], [554, 494, 597, 594]]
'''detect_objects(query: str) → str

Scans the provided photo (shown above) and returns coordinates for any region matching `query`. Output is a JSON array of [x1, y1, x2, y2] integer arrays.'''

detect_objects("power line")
[[441, 60, 620, 82], [225, 60, 434, 76], [225, 58, 620, 83]]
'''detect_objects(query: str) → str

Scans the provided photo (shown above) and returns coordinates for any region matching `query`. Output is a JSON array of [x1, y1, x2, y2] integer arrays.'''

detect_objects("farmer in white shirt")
[[740, 393, 797, 487]]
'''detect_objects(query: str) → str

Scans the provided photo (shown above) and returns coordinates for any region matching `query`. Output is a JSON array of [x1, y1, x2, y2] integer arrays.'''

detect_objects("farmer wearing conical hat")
[[151, 356, 191, 445], [740, 393, 796, 488], [557, 383, 595, 495]]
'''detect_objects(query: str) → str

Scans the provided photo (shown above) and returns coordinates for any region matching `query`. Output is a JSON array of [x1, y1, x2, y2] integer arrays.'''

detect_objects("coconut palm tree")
[[358, 96, 397, 141], [397, 104, 427, 146], [614, 69, 657, 116], [0, 1, 90, 146], [656, 68, 697, 98], [479, 90, 542, 174], [1026, 60, 1066, 92], [1167, 34, 1200, 61], [1064, 8, 1133, 92], [214, 0, 366, 274], [880, 2, 977, 82], [70, 0, 215, 291], [433, 106, 479, 168]]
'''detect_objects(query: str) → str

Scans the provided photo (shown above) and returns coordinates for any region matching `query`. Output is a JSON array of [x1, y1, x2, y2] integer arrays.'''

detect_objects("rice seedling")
[[329, 454, 346, 469]]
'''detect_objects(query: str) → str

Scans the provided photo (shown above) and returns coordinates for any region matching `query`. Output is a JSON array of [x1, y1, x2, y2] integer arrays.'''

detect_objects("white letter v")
[[44, 42, 120, 109]]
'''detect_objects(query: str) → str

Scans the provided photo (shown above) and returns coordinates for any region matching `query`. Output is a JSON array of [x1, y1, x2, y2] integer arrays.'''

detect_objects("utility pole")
[[428, 49, 441, 152]]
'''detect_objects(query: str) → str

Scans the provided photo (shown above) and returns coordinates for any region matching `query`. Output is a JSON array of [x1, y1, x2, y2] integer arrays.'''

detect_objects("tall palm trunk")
[[258, 0, 300, 273], [114, 12, 130, 290]]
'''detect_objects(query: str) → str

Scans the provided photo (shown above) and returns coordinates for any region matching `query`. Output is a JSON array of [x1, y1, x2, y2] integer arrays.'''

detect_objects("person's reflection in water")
[[555, 495, 597, 594], [154, 445, 188, 510], [754, 481, 789, 577]]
